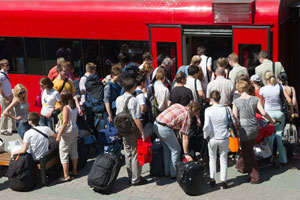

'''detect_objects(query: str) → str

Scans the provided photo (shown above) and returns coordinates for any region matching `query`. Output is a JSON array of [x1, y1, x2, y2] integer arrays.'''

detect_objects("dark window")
[[0, 37, 26, 74], [157, 42, 177, 80], [24, 38, 44, 75], [238, 44, 261, 76]]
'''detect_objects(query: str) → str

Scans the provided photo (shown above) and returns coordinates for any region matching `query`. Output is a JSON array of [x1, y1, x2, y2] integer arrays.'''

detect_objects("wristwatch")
[[183, 153, 190, 156]]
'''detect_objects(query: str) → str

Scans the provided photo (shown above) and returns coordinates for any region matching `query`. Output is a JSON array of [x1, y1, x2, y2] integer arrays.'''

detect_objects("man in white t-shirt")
[[79, 62, 97, 106], [197, 46, 212, 86], [0, 59, 15, 135], [185, 65, 205, 102], [154, 69, 170, 112], [13, 112, 57, 161]]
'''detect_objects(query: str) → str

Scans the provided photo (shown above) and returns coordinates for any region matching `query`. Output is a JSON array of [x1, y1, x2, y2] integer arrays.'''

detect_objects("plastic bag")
[[137, 137, 152, 166], [228, 137, 239, 152], [8, 139, 23, 156], [253, 138, 272, 159]]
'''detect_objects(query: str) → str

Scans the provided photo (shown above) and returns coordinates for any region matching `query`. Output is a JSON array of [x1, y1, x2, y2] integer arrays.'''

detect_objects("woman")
[[259, 71, 293, 165], [153, 102, 201, 178], [203, 90, 233, 189], [39, 77, 61, 130], [233, 80, 274, 184], [56, 92, 78, 183], [250, 74, 264, 106], [278, 72, 298, 117], [4, 84, 30, 138], [139, 61, 153, 92]]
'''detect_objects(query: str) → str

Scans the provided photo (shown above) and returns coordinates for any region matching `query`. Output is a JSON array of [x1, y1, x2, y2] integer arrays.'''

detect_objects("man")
[[168, 72, 193, 106], [185, 65, 205, 102], [79, 62, 97, 107], [228, 52, 248, 85], [139, 52, 152, 70], [153, 102, 201, 178], [197, 46, 212, 85], [255, 50, 285, 85], [206, 68, 234, 106], [12, 112, 57, 161], [154, 69, 170, 112], [151, 57, 173, 81], [53, 61, 82, 114], [115, 78, 147, 186], [48, 57, 65, 81], [0, 59, 15, 135], [176, 55, 201, 77]]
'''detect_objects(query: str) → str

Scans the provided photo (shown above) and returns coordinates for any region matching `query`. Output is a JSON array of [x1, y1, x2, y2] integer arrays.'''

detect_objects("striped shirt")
[[156, 104, 191, 135]]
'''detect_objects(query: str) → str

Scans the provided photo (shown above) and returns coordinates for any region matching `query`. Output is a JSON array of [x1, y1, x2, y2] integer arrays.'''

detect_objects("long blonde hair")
[[13, 84, 27, 103], [264, 70, 276, 85]]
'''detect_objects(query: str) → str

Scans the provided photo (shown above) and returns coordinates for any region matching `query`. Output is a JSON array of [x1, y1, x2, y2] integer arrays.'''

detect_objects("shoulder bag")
[[55, 106, 73, 134]]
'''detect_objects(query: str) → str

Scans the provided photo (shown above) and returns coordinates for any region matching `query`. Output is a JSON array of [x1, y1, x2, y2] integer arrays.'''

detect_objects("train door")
[[149, 25, 182, 80], [233, 26, 270, 76]]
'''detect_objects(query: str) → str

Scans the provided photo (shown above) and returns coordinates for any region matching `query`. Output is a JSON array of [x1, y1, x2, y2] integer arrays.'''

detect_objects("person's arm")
[[182, 134, 193, 161], [291, 87, 298, 116], [12, 142, 29, 155], [56, 106, 69, 142], [256, 101, 275, 124], [168, 100, 172, 107], [203, 109, 211, 139], [133, 118, 145, 141], [283, 89, 294, 114], [0, 82, 10, 104], [3, 98, 21, 120], [198, 90, 206, 100], [232, 105, 239, 131]]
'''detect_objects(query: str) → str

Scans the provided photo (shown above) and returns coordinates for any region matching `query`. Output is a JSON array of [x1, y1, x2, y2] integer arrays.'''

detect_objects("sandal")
[[56, 177, 72, 184], [69, 172, 79, 177]]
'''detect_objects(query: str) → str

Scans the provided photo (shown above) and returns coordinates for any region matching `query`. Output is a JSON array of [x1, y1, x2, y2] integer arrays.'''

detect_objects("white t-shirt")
[[185, 77, 203, 102], [200, 55, 212, 85], [135, 89, 146, 105], [0, 70, 12, 98], [259, 84, 281, 111], [23, 126, 54, 160], [79, 74, 88, 105], [41, 88, 61, 116], [154, 81, 170, 111]]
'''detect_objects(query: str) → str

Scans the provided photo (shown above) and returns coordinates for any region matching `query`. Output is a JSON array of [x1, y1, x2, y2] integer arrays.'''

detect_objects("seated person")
[[12, 112, 57, 161]]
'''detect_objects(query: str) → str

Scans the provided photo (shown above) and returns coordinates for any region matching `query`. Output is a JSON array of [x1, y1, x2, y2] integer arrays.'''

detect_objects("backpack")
[[283, 123, 298, 145], [73, 75, 87, 99], [147, 85, 159, 123], [85, 74, 105, 113], [7, 153, 37, 191], [114, 96, 137, 137], [122, 62, 139, 80]]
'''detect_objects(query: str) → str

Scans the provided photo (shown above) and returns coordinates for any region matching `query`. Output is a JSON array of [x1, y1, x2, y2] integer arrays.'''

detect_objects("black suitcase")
[[176, 161, 204, 196], [7, 153, 37, 191], [88, 153, 121, 194], [150, 139, 164, 177]]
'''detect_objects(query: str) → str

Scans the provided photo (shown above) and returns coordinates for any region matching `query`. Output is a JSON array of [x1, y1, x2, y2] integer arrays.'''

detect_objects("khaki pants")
[[123, 131, 142, 184], [0, 96, 16, 131]]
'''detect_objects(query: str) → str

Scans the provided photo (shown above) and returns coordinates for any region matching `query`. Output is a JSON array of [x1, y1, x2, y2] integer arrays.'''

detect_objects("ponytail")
[[264, 71, 276, 86]]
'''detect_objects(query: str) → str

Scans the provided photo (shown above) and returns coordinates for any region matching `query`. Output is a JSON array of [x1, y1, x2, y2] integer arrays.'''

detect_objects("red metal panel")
[[150, 27, 182, 76]]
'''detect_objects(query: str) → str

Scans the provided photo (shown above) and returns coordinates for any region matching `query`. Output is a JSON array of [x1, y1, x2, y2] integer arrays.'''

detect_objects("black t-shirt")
[[169, 86, 193, 106]]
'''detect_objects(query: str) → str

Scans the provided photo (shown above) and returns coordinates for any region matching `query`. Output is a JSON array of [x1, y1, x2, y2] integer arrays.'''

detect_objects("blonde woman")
[[259, 71, 293, 165], [4, 84, 30, 138]]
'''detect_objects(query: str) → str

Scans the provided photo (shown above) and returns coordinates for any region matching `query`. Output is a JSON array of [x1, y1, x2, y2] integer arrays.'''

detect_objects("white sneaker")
[[6, 129, 12, 134]]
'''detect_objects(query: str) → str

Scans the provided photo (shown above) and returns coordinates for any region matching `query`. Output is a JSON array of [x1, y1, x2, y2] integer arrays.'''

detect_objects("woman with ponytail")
[[259, 71, 293, 165]]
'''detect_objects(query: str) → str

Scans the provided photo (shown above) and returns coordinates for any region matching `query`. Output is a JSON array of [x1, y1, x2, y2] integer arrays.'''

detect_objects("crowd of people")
[[0, 46, 298, 188]]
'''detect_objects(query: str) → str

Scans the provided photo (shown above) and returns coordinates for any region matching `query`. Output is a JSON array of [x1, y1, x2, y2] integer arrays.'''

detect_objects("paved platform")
[[1, 133, 300, 200]]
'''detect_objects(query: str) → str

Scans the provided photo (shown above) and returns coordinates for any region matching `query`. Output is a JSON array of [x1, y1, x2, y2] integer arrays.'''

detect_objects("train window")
[[81, 40, 100, 77], [238, 44, 261, 76], [24, 38, 44, 75], [156, 42, 177, 81], [0, 37, 26, 74], [41, 38, 82, 76]]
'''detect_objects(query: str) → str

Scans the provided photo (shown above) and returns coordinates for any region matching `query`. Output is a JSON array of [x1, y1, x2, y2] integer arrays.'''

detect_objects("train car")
[[0, 0, 299, 112]]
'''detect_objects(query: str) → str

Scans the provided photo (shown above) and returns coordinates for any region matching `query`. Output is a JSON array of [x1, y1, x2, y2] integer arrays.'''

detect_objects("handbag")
[[34, 87, 43, 108], [55, 107, 73, 134], [228, 136, 240, 153], [137, 137, 152, 166], [225, 107, 238, 138]]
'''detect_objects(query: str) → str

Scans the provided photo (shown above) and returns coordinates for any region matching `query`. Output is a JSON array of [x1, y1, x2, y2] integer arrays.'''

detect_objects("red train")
[[0, 0, 299, 112]]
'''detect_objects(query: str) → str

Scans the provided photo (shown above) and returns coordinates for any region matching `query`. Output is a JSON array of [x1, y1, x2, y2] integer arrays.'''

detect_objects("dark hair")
[[278, 72, 287, 85], [136, 75, 146, 86], [28, 112, 40, 126], [111, 64, 122, 77], [39, 77, 53, 89], [142, 52, 152, 61], [123, 78, 136, 92], [209, 90, 221, 102], [258, 50, 269, 59], [68, 99, 76, 109], [188, 65, 199, 76], [196, 46, 206, 56], [60, 91, 73, 108], [175, 72, 186, 83]]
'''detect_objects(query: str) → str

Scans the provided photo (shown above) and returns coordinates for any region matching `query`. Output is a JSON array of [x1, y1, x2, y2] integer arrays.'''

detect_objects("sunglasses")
[[19, 91, 26, 95]]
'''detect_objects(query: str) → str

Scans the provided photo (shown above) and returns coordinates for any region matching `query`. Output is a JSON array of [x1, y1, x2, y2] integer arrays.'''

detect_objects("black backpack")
[[85, 74, 105, 113], [7, 153, 37, 191], [73, 75, 87, 99], [122, 62, 139, 80], [114, 96, 137, 137]]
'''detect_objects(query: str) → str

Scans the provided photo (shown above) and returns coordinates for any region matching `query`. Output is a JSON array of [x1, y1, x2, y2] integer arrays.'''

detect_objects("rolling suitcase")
[[176, 160, 204, 196], [150, 138, 164, 177], [88, 153, 121, 194]]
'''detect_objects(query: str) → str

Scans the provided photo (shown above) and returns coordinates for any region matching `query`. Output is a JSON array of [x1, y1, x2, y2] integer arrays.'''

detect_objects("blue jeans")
[[40, 116, 54, 130], [153, 122, 181, 177], [266, 110, 287, 164], [16, 121, 31, 139]]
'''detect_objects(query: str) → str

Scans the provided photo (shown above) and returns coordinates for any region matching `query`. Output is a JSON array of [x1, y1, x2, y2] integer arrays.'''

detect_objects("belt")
[[156, 121, 171, 129]]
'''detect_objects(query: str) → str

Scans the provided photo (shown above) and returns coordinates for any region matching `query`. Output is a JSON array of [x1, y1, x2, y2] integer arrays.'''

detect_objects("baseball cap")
[[250, 74, 260, 82]]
